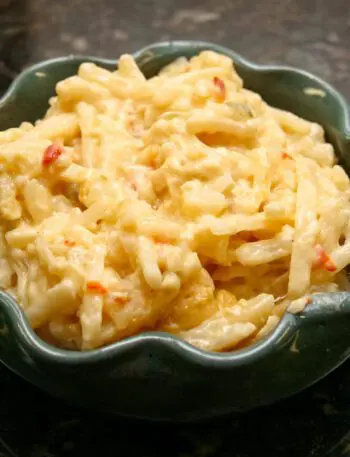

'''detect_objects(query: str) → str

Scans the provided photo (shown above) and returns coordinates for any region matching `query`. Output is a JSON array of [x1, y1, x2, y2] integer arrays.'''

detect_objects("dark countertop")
[[2, 359, 350, 457], [1, 0, 350, 99], [1, 0, 350, 455]]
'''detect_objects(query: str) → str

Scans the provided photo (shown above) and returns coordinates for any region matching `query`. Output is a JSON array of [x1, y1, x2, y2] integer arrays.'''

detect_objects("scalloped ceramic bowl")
[[1, 41, 350, 422]]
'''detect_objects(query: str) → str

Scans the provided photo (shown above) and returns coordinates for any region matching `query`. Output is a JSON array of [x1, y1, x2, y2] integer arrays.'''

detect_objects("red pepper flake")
[[325, 261, 337, 272], [114, 295, 129, 305], [213, 77, 226, 102], [42, 143, 64, 167], [282, 152, 292, 160], [86, 281, 108, 295], [305, 297, 312, 305], [64, 239, 76, 247], [314, 245, 337, 272]]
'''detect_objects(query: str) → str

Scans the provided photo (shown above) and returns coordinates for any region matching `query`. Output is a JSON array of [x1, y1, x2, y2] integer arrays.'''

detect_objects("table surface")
[[1, 0, 350, 455]]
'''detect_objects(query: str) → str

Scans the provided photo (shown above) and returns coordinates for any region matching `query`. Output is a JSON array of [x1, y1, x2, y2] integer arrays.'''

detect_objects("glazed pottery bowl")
[[1, 41, 350, 422]]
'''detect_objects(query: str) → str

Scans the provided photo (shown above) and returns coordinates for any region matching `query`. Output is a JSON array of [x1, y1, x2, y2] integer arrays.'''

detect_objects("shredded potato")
[[0, 51, 349, 351]]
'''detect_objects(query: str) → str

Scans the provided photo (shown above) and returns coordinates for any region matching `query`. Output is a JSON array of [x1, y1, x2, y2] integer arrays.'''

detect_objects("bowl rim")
[[1, 40, 350, 367]]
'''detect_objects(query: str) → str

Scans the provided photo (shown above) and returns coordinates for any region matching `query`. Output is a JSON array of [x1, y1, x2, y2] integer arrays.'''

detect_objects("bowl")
[[1, 41, 350, 422]]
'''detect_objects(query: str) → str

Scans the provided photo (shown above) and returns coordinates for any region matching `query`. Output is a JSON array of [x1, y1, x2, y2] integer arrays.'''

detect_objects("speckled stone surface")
[[1, 0, 350, 455], [1, 0, 350, 99]]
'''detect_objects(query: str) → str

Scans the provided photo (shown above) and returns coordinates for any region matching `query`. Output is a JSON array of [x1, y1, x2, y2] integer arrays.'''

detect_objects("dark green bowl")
[[1, 41, 350, 422]]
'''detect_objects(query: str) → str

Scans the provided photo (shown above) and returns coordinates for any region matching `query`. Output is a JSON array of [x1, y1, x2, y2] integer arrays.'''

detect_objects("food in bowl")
[[0, 51, 349, 352]]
